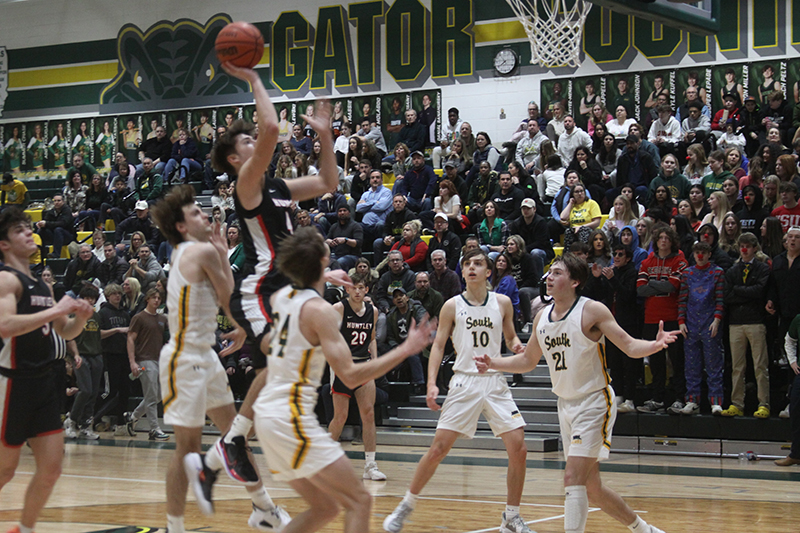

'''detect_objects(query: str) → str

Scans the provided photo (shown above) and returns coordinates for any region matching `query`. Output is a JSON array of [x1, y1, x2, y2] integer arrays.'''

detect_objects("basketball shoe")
[[216, 434, 259, 484], [383, 500, 414, 532], [248, 503, 292, 532], [363, 461, 387, 481], [184, 452, 217, 515], [500, 512, 536, 533]]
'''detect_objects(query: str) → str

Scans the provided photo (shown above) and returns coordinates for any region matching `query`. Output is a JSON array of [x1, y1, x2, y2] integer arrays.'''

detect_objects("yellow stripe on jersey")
[[601, 387, 612, 449], [163, 286, 189, 411], [290, 348, 314, 469], [597, 343, 610, 386]]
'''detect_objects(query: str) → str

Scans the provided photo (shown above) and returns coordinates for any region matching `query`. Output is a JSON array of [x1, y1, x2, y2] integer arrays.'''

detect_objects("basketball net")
[[505, 0, 592, 68]]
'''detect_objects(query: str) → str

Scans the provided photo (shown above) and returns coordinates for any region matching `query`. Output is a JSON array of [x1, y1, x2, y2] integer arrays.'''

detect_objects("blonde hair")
[[612, 195, 637, 226], [124, 277, 141, 312], [763, 174, 782, 208], [403, 219, 422, 239], [638, 216, 655, 250]]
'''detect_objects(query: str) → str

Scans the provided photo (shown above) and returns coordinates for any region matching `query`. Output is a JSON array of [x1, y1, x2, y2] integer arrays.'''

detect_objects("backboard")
[[587, 0, 720, 36]]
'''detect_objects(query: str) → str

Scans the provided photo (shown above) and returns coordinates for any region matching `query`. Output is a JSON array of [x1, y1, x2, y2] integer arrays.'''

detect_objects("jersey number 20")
[[351, 330, 368, 346]]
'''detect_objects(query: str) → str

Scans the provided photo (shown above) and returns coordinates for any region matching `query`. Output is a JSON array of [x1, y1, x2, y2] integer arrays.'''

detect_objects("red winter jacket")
[[636, 250, 688, 324]]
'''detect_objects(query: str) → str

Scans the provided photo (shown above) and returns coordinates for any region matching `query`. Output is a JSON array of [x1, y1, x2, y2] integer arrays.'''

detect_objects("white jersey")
[[536, 297, 610, 400], [256, 286, 327, 418], [451, 291, 504, 374], [166, 241, 218, 349]]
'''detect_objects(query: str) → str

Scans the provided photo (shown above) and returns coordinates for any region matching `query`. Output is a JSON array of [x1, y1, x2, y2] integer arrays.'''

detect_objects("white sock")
[[628, 515, 649, 532], [365, 451, 376, 463], [505, 504, 520, 517], [249, 486, 276, 510], [402, 490, 419, 508], [564, 485, 588, 533], [167, 514, 185, 533], [18, 525, 32, 533], [224, 414, 253, 443], [205, 441, 224, 471]]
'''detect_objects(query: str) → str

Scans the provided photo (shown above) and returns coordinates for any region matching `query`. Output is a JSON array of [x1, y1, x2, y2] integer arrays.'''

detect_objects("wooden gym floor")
[[2, 435, 799, 533]]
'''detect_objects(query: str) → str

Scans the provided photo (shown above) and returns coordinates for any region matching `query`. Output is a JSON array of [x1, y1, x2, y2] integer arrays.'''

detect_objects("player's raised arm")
[[284, 101, 339, 202], [308, 300, 435, 389], [220, 62, 279, 203], [587, 299, 679, 359]]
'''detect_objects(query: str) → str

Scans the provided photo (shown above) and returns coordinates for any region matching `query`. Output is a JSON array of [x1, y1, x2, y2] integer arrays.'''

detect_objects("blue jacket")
[[495, 275, 521, 317], [399, 164, 437, 201]]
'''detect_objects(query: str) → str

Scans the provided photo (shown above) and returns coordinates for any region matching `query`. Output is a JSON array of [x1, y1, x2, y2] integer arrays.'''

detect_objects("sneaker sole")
[[216, 439, 259, 485], [183, 453, 214, 515], [383, 514, 403, 533], [364, 472, 387, 481]]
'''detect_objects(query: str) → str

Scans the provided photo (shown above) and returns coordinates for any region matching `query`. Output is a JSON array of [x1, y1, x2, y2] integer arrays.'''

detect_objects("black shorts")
[[231, 274, 288, 370], [331, 359, 370, 398], [0, 366, 64, 447]]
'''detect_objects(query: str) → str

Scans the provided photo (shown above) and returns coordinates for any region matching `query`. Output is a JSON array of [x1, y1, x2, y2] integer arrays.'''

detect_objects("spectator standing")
[[125, 288, 169, 440], [636, 225, 687, 414], [723, 233, 771, 418], [771, 181, 800, 232], [96, 283, 131, 434], [677, 241, 725, 415], [63, 285, 104, 440], [382, 287, 428, 394], [776, 318, 800, 465]]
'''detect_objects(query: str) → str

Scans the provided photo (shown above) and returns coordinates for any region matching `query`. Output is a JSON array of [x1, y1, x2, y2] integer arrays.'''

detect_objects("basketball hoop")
[[505, 0, 592, 68]]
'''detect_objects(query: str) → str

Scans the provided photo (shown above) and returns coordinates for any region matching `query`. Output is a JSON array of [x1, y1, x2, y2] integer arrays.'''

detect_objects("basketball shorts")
[[160, 344, 233, 428], [331, 359, 370, 398], [255, 413, 345, 482], [231, 273, 287, 369], [0, 366, 64, 447], [558, 385, 617, 462], [436, 372, 525, 438]]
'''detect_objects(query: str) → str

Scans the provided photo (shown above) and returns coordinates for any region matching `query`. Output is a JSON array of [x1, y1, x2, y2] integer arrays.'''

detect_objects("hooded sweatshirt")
[[98, 300, 131, 354], [615, 224, 648, 272], [735, 186, 769, 237], [692, 223, 734, 270], [637, 247, 688, 324]]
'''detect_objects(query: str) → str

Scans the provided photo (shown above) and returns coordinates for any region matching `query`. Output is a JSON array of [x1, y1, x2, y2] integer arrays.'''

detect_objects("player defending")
[[253, 226, 435, 533], [329, 273, 386, 480], [475, 253, 676, 533], [204, 62, 346, 487], [150, 186, 289, 533], [0, 208, 94, 533], [384, 248, 535, 533]]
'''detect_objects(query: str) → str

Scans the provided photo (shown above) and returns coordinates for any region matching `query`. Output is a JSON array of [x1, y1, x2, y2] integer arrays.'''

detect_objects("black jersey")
[[233, 176, 293, 294], [0, 266, 57, 377], [340, 299, 374, 362]]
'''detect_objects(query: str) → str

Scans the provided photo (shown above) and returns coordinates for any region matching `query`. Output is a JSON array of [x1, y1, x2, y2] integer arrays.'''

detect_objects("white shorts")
[[558, 385, 616, 462], [255, 413, 345, 482], [436, 372, 525, 438], [160, 344, 233, 428]]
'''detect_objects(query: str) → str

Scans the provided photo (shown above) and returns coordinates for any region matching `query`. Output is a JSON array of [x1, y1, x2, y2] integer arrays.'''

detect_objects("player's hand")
[[220, 327, 247, 357], [301, 101, 332, 139], [130, 362, 141, 378], [426, 384, 440, 411], [52, 295, 85, 317], [655, 320, 680, 349], [473, 354, 492, 373], [403, 317, 438, 354], [220, 62, 259, 84], [73, 298, 95, 322], [510, 342, 525, 354], [709, 318, 720, 338], [679, 323, 688, 338], [324, 269, 353, 288]]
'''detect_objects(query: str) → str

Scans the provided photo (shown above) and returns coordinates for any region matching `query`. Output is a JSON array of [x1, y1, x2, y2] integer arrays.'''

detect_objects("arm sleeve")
[[714, 270, 725, 321], [677, 276, 688, 325]]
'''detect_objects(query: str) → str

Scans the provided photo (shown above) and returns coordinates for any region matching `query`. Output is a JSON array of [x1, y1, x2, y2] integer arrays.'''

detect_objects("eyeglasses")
[[613, 252, 627, 257]]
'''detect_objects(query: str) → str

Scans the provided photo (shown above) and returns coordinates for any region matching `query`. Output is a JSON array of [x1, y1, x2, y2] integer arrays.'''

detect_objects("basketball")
[[215, 22, 264, 69]]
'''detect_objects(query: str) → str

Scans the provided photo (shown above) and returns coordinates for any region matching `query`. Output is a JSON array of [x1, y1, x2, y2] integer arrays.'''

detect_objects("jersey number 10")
[[471, 330, 489, 348]]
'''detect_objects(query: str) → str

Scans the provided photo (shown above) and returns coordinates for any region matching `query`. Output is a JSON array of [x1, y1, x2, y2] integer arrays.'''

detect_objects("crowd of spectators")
[[4, 88, 798, 454]]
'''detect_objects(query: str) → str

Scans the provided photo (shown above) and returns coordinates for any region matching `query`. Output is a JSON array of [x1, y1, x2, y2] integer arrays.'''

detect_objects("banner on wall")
[[0, 46, 7, 118]]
